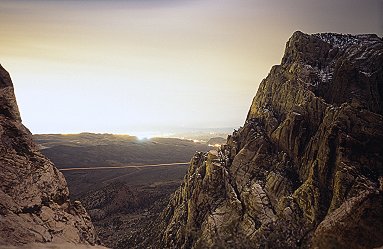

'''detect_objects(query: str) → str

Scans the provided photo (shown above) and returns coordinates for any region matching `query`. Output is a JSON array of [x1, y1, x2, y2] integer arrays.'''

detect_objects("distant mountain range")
[[34, 133, 215, 168]]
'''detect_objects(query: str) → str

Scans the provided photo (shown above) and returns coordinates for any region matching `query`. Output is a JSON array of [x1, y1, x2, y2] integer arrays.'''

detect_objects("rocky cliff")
[[0, 65, 100, 246], [158, 32, 383, 248]]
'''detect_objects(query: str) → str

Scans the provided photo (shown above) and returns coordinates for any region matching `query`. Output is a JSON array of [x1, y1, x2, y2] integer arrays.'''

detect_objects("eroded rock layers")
[[158, 32, 383, 248], [0, 65, 99, 246]]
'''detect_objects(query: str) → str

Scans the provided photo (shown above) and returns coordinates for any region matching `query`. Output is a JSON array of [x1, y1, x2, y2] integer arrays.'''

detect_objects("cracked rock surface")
[[154, 32, 383, 248], [0, 64, 100, 246]]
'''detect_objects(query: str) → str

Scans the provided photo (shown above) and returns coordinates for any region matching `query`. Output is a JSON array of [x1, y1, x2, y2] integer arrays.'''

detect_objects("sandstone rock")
[[0, 64, 100, 247], [156, 32, 383, 248]]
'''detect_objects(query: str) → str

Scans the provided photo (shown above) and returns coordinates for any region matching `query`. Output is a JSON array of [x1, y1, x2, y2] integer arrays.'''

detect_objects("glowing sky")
[[1, 0, 382, 134]]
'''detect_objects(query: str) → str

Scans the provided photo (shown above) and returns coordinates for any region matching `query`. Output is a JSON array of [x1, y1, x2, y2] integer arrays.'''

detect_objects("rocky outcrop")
[[0, 65, 100, 246], [158, 32, 383, 248]]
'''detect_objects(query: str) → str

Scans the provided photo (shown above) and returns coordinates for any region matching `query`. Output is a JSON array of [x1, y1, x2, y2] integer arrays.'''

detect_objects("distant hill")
[[33, 133, 211, 196], [166, 128, 232, 142], [33, 133, 213, 248], [207, 137, 227, 146], [34, 133, 210, 168]]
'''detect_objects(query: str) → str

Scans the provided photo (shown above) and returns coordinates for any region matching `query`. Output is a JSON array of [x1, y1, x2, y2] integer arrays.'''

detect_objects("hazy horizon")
[[32, 126, 236, 140], [1, 0, 382, 135]]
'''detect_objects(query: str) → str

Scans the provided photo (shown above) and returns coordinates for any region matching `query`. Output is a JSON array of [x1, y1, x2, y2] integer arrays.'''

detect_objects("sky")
[[0, 0, 382, 136]]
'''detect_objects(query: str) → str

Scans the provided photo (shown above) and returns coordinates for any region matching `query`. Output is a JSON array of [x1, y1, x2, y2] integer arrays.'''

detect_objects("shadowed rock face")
[[157, 32, 383, 248], [0, 65, 100, 246]]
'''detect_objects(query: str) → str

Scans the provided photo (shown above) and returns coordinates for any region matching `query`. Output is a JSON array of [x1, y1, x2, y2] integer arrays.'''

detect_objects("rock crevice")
[[156, 32, 383, 248]]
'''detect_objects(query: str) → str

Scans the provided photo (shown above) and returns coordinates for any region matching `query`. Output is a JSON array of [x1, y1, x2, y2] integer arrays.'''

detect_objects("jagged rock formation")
[[0, 65, 100, 246], [158, 32, 383, 248]]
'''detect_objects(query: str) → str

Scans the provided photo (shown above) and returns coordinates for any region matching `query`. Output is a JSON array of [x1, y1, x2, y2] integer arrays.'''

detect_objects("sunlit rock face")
[[0, 65, 100, 246], [156, 32, 383, 248]]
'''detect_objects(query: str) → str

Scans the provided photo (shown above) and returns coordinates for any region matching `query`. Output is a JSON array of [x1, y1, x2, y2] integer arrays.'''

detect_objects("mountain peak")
[[0, 65, 21, 122], [313, 32, 381, 49], [155, 31, 383, 249]]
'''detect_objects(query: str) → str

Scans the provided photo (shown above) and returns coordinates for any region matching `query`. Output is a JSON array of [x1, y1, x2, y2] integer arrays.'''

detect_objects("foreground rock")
[[156, 32, 383, 248], [0, 243, 108, 249], [0, 65, 100, 246]]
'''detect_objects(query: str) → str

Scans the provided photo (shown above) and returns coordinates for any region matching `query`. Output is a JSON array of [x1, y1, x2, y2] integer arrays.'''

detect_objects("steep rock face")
[[158, 32, 383, 248], [0, 65, 100, 246]]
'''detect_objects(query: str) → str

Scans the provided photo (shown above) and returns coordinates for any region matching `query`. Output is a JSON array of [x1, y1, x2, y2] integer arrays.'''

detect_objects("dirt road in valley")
[[59, 162, 190, 171]]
